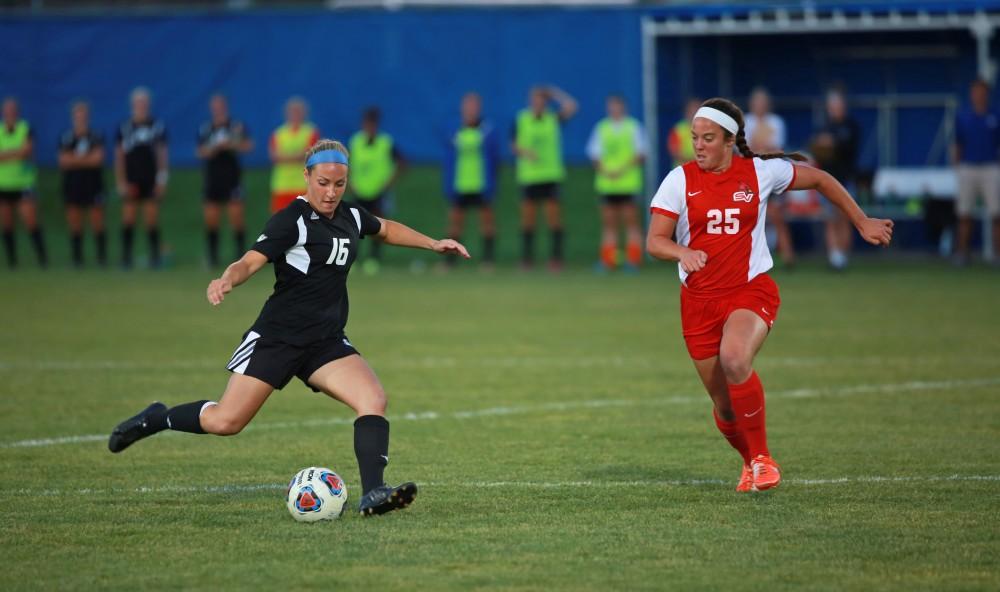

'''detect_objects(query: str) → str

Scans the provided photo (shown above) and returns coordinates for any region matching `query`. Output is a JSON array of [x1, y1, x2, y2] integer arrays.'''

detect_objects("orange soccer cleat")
[[736, 464, 754, 492], [751, 455, 782, 491]]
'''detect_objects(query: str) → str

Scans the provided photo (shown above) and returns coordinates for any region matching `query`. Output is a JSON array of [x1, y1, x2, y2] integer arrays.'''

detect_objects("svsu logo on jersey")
[[732, 182, 754, 203]]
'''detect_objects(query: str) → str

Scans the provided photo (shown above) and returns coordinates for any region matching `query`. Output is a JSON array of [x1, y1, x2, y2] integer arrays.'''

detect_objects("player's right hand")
[[207, 278, 233, 306], [679, 248, 708, 273]]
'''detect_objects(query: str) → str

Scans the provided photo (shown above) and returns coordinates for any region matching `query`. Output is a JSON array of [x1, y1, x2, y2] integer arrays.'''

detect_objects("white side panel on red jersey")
[[748, 158, 795, 281], [649, 166, 692, 285]]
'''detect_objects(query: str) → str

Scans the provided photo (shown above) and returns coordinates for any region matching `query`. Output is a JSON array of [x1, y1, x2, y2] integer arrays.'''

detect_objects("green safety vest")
[[270, 122, 318, 193], [453, 126, 485, 193], [349, 132, 395, 199], [594, 117, 642, 194], [671, 120, 696, 166], [515, 109, 565, 185], [0, 120, 35, 190]]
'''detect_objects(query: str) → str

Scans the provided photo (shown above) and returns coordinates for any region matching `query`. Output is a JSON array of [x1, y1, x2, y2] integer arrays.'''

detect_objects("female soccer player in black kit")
[[109, 139, 470, 517]]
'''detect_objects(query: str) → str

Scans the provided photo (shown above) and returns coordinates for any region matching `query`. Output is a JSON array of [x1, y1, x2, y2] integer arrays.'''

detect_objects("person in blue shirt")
[[442, 92, 500, 267], [952, 78, 1000, 265]]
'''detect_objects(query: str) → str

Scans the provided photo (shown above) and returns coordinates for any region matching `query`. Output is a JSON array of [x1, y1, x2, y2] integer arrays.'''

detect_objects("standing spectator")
[[115, 87, 168, 269], [587, 94, 646, 272], [745, 87, 795, 268], [511, 84, 578, 271], [0, 97, 46, 268], [197, 94, 254, 268], [442, 92, 499, 269], [953, 78, 1000, 265], [814, 88, 861, 271], [349, 107, 407, 275], [667, 98, 701, 168], [269, 97, 319, 213], [58, 100, 106, 268]]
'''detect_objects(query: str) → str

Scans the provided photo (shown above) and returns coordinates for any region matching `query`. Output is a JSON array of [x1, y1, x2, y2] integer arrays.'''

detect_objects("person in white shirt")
[[744, 87, 795, 267]]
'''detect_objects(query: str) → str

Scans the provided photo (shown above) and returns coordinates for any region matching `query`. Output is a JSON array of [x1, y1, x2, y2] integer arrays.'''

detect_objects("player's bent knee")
[[202, 414, 247, 436], [718, 347, 752, 384]]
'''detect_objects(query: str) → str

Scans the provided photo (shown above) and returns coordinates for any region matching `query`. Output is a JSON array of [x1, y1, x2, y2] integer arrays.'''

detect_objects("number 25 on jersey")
[[706, 208, 740, 235], [327, 238, 351, 266]]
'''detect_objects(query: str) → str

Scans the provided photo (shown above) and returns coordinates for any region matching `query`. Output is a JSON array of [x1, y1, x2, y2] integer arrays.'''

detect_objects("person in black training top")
[[108, 139, 469, 517], [115, 86, 168, 268], [197, 94, 254, 267], [58, 101, 107, 267]]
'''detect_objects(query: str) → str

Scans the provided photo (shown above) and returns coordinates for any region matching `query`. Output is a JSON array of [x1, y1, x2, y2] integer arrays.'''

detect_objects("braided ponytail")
[[702, 98, 808, 162]]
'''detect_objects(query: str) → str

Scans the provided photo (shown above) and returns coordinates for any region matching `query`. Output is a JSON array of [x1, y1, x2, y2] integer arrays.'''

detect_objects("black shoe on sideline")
[[358, 482, 418, 517], [108, 402, 166, 453]]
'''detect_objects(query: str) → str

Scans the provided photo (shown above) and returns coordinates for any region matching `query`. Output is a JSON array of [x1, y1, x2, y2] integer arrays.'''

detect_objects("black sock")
[[522, 230, 535, 264], [71, 233, 83, 267], [95, 231, 107, 267], [354, 415, 389, 495], [151, 400, 209, 434], [551, 227, 564, 262], [122, 226, 134, 267], [148, 227, 161, 267], [30, 228, 47, 267], [234, 229, 246, 258], [371, 239, 382, 262], [3, 230, 16, 267], [484, 235, 496, 263], [206, 229, 219, 267]]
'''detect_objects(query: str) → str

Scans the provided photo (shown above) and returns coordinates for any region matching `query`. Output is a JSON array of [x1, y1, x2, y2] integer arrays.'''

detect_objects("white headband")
[[693, 106, 739, 135]]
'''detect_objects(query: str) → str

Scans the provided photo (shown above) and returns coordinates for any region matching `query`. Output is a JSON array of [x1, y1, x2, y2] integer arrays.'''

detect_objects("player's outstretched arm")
[[207, 251, 269, 306], [790, 164, 894, 246], [646, 213, 707, 273], [376, 218, 470, 259]]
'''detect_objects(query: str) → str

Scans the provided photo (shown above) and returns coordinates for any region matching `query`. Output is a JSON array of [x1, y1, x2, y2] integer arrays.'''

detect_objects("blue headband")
[[305, 149, 350, 168]]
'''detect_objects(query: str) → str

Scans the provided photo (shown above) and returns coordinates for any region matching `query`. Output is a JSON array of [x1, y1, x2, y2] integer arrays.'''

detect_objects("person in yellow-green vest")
[[0, 97, 46, 268], [442, 92, 500, 268], [667, 97, 701, 168], [269, 97, 320, 213], [586, 94, 646, 273], [511, 85, 578, 271], [349, 107, 407, 275]]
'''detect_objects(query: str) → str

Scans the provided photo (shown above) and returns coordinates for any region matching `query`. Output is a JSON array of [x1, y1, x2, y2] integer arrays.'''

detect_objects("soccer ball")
[[286, 466, 349, 522]]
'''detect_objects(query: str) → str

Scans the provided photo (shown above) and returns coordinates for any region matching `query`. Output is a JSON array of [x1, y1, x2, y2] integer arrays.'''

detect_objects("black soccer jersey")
[[250, 198, 383, 346], [59, 128, 105, 199], [197, 119, 248, 188], [116, 118, 167, 183]]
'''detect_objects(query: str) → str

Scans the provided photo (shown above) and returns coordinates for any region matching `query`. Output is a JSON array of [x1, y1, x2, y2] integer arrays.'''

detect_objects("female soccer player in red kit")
[[646, 98, 893, 492]]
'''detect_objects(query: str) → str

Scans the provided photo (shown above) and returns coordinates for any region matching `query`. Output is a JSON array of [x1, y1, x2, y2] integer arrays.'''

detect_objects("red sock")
[[728, 371, 769, 458], [626, 241, 643, 266], [600, 244, 618, 268], [713, 408, 750, 465]]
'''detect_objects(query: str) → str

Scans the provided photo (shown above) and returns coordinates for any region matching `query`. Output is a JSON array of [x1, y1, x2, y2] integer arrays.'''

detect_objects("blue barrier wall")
[[0, 9, 642, 168], [0, 7, 991, 171]]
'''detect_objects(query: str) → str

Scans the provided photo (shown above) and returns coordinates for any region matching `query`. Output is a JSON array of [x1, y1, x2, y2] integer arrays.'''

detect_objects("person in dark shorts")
[[114, 87, 168, 268], [511, 85, 577, 270], [197, 93, 254, 267], [58, 100, 107, 268], [348, 107, 407, 275], [0, 97, 46, 268], [443, 92, 500, 268], [108, 139, 470, 517]]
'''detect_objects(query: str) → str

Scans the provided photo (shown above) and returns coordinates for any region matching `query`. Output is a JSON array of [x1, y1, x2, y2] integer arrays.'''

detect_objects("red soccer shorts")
[[679, 273, 781, 360]]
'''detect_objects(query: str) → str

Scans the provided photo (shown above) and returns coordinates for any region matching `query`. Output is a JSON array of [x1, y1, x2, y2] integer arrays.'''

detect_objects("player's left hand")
[[431, 239, 471, 259], [207, 278, 233, 306], [856, 217, 893, 246]]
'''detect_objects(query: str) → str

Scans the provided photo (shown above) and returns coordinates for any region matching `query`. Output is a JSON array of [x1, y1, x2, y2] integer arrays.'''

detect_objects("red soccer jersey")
[[650, 155, 796, 296]]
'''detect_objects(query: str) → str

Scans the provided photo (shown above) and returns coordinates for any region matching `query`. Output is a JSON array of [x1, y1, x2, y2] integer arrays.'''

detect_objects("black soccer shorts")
[[225, 330, 360, 391]]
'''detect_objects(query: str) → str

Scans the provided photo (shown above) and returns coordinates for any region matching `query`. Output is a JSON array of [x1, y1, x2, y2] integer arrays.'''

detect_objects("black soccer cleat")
[[358, 482, 418, 517], [108, 402, 167, 453]]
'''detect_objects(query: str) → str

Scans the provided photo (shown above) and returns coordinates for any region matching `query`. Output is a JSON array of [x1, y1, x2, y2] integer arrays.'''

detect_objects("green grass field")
[[1, 258, 999, 590]]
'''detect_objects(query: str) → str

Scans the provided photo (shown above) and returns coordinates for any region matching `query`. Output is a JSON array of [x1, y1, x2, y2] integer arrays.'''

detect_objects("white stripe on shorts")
[[227, 331, 260, 372]]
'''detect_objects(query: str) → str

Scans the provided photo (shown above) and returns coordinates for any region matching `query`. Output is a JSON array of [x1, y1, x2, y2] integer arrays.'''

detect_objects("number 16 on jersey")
[[327, 238, 351, 266]]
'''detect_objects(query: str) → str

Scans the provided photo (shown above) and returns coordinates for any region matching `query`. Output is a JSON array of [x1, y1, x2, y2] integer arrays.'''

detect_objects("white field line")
[[1, 354, 996, 372], [0, 474, 997, 498], [2, 377, 999, 450]]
